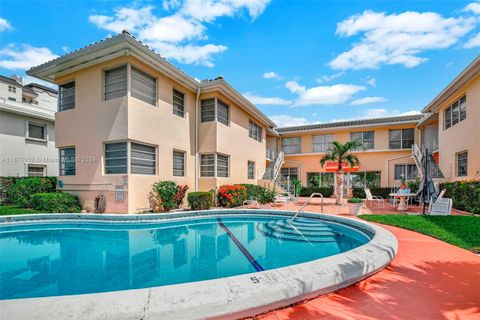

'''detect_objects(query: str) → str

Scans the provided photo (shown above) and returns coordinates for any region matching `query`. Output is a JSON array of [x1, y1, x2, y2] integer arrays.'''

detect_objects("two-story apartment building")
[[418, 56, 480, 181], [267, 115, 421, 195], [0, 75, 58, 177], [28, 31, 275, 213]]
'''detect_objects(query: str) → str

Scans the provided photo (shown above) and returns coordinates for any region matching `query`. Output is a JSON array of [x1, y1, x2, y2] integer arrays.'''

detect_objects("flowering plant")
[[217, 185, 247, 208]]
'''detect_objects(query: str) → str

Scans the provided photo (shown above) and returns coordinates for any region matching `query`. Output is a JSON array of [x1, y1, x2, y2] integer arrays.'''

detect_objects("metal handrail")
[[289, 192, 323, 223]]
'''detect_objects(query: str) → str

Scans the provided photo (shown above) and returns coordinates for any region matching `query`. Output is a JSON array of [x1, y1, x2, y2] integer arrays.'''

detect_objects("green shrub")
[[7, 177, 57, 208], [188, 192, 214, 210], [352, 187, 391, 199], [440, 180, 480, 214], [235, 184, 276, 204], [299, 187, 334, 197], [152, 181, 179, 212], [291, 178, 302, 196], [31, 192, 81, 213], [407, 178, 420, 193], [348, 197, 363, 203]]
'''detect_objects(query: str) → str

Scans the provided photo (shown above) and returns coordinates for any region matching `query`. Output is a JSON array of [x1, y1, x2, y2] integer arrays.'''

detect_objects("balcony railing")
[[266, 148, 277, 160]]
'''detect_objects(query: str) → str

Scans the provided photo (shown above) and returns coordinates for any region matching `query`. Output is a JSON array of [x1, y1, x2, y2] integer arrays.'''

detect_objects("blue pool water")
[[0, 215, 371, 300]]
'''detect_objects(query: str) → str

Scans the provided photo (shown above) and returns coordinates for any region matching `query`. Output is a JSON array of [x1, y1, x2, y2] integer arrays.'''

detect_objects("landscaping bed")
[[359, 214, 480, 253]]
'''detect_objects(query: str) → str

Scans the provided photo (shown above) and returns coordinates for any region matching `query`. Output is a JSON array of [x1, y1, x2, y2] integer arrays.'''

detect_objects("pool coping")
[[0, 210, 398, 320]]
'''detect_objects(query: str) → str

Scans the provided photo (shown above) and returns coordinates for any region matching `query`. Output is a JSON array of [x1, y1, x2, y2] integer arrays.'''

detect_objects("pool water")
[[0, 215, 371, 300]]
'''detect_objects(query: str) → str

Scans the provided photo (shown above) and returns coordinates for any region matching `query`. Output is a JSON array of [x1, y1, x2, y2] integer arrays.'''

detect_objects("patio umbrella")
[[418, 148, 438, 214]]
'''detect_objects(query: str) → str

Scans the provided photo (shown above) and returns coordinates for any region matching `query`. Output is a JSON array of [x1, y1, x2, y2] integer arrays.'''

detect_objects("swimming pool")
[[0, 210, 397, 319]]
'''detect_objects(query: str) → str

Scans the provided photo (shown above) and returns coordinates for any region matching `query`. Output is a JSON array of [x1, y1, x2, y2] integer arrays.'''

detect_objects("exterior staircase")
[[262, 151, 295, 196], [413, 144, 444, 180]]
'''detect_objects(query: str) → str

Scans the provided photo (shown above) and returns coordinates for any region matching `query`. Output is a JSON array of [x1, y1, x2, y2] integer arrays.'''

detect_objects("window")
[[217, 154, 229, 177], [59, 81, 75, 111], [350, 131, 375, 149], [282, 137, 301, 154], [104, 65, 127, 100], [444, 96, 466, 129], [456, 151, 468, 177], [394, 164, 417, 180], [131, 142, 156, 175], [200, 154, 215, 177], [28, 165, 46, 177], [104, 142, 127, 174], [249, 121, 263, 142], [307, 172, 334, 187], [26, 122, 47, 141], [313, 134, 334, 152], [131, 67, 156, 105], [173, 89, 185, 117], [389, 128, 414, 149], [349, 171, 381, 188], [281, 167, 298, 180], [217, 99, 229, 125], [248, 161, 255, 179], [201, 99, 215, 122], [60, 147, 76, 176], [8, 85, 16, 93], [173, 150, 185, 177], [8, 97, 16, 101]]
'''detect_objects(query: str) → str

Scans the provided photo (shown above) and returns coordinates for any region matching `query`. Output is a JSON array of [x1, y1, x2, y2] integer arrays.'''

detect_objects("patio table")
[[389, 192, 416, 211]]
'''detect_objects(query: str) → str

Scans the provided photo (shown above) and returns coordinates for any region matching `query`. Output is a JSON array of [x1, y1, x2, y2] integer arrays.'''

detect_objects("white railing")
[[266, 148, 277, 160], [289, 192, 324, 223], [272, 151, 284, 182]]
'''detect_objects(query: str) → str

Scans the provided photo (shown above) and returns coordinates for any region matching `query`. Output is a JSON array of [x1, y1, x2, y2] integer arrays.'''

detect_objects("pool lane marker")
[[217, 218, 264, 272]]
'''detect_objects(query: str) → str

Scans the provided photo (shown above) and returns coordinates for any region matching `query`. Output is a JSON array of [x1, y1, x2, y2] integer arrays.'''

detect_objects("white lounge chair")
[[273, 195, 288, 207], [364, 188, 384, 208]]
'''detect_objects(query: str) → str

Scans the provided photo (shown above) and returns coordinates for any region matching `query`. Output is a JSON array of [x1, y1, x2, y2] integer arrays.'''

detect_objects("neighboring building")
[[0, 75, 58, 177], [28, 31, 275, 213], [267, 115, 422, 195], [418, 56, 480, 181]]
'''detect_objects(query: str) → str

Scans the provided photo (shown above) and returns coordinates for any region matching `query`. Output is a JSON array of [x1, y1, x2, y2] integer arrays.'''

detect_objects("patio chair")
[[273, 195, 288, 207], [364, 188, 384, 208], [428, 197, 452, 215], [437, 189, 446, 199]]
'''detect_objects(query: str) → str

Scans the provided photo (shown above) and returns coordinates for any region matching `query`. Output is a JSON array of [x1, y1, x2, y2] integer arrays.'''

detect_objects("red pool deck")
[[244, 199, 480, 320]]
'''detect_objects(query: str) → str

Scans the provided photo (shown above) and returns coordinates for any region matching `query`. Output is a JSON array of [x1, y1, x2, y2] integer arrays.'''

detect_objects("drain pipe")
[[195, 87, 201, 192]]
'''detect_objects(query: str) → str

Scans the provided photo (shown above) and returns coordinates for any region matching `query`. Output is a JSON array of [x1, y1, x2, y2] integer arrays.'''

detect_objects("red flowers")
[[217, 185, 247, 208]]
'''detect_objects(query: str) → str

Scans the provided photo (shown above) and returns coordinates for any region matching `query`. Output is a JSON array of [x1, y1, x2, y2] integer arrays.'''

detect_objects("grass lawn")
[[0, 205, 42, 215], [359, 214, 480, 253]]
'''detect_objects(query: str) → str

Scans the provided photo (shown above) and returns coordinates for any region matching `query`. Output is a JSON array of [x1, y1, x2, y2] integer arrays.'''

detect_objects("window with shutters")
[[173, 150, 185, 176], [131, 67, 156, 105], [173, 89, 185, 117], [59, 81, 75, 111], [282, 137, 301, 154], [104, 65, 127, 100], [131, 142, 156, 175], [28, 165, 46, 177], [216, 154, 229, 177], [248, 161, 255, 179], [456, 151, 468, 177], [60, 147, 76, 176], [249, 121, 263, 142], [104, 142, 128, 174], [444, 96, 466, 129], [217, 99, 229, 125], [200, 154, 215, 177], [201, 99, 215, 122]]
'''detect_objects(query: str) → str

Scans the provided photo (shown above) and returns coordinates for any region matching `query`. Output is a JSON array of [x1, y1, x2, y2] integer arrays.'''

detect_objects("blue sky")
[[1, 0, 479, 126]]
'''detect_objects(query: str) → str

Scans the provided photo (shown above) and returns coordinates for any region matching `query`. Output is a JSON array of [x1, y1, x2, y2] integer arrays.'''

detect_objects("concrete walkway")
[[249, 207, 480, 320]]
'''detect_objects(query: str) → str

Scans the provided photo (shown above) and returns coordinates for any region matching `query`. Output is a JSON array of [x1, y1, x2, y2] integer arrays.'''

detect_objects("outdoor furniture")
[[273, 195, 288, 207], [437, 189, 446, 199], [364, 188, 384, 208], [243, 199, 260, 209], [389, 192, 416, 211], [428, 197, 452, 215]]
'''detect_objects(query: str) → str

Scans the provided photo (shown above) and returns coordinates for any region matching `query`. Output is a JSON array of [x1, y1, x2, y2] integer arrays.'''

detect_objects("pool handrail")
[[289, 192, 324, 223]]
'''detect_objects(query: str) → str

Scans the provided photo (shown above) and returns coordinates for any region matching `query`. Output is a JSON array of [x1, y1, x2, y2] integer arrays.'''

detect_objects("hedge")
[[4, 177, 58, 208], [299, 187, 334, 197], [187, 192, 214, 210], [31, 192, 81, 213], [352, 187, 392, 199], [0, 176, 57, 204], [440, 180, 480, 214]]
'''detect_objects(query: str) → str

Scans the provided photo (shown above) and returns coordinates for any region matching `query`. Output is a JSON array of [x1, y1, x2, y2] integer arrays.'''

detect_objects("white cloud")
[[464, 32, 480, 48], [286, 81, 365, 106], [244, 92, 291, 105], [330, 10, 476, 70], [331, 108, 420, 122], [365, 77, 376, 87], [316, 72, 344, 83], [89, 1, 271, 67], [0, 18, 12, 32], [350, 96, 387, 105], [464, 1, 480, 14], [263, 71, 279, 79], [0, 44, 58, 70], [270, 115, 313, 127]]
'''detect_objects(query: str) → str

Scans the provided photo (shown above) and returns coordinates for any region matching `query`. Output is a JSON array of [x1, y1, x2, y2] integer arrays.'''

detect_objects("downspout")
[[195, 87, 201, 192]]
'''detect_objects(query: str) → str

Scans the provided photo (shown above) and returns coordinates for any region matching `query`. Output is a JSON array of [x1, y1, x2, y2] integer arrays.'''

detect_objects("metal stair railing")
[[272, 151, 284, 182], [289, 192, 324, 223]]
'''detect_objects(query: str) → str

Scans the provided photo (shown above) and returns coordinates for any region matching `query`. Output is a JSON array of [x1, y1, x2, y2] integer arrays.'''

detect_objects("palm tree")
[[320, 141, 364, 205]]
